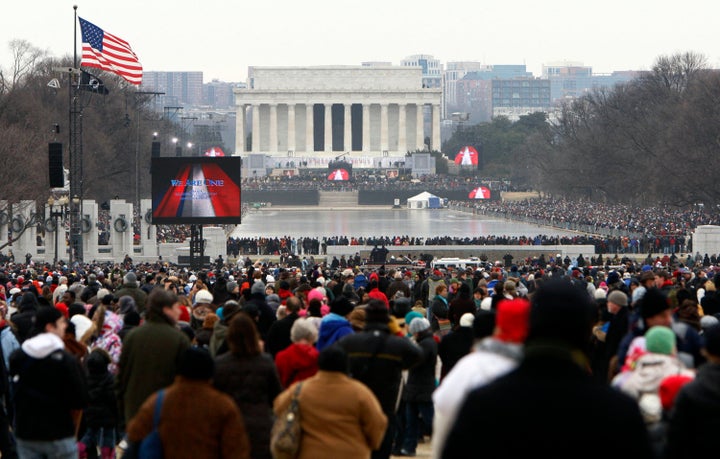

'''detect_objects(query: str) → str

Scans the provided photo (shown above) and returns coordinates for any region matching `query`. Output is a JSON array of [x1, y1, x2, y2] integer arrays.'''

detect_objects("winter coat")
[[84, 370, 117, 429], [273, 371, 387, 459], [665, 363, 720, 458], [116, 316, 190, 425], [432, 338, 522, 458], [442, 343, 654, 459], [275, 342, 319, 388], [127, 377, 250, 459], [316, 313, 354, 352], [612, 353, 695, 403], [403, 330, 438, 403], [338, 323, 423, 414], [9, 333, 88, 441], [213, 352, 282, 459], [113, 282, 148, 315], [429, 295, 449, 332], [266, 312, 299, 358], [437, 326, 474, 379]]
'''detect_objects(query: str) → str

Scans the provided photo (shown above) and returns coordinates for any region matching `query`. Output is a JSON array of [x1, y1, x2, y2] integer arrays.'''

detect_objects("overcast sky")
[[3, 0, 719, 83]]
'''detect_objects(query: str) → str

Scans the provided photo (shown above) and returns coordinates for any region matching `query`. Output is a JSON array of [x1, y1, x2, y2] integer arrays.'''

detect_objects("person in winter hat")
[[316, 297, 354, 352], [274, 318, 319, 388]]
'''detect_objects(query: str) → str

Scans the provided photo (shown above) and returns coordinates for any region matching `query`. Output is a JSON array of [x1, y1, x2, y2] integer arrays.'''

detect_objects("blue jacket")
[[317, 313, 353, 351]]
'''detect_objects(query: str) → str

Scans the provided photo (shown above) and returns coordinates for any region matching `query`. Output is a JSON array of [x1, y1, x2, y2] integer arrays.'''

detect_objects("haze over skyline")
[[3, 0, 719, 84]]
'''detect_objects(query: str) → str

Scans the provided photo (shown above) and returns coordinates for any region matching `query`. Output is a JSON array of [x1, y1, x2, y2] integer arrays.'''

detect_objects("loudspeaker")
[[151, 141, 161, 158], [48, 142, 64, 187]]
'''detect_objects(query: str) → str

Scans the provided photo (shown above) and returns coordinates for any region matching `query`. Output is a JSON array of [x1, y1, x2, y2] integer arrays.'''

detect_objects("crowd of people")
[[0, 250, 717, 457]]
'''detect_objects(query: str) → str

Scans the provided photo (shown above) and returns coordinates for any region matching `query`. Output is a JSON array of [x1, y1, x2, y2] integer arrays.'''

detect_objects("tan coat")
[[273, 371, 387, 459], [127, 376, 250, 459]]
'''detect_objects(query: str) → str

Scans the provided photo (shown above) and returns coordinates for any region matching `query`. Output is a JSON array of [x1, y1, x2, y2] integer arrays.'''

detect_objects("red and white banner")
[[328, 169, 350, 181], [204, 147, 225, 157], [468, 186, 491, 199], [454, 146, 478, 166]]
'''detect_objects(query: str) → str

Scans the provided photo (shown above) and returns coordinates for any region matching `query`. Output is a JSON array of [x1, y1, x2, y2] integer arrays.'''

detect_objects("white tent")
[[407, 191, 442, 209]]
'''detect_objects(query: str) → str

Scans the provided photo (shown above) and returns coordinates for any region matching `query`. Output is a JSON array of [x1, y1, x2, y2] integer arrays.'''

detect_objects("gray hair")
[[290, 318, 318, 344]]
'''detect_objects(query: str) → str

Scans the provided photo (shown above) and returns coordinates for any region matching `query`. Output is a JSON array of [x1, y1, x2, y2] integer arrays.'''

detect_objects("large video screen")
[[151, 157, 242, 224]]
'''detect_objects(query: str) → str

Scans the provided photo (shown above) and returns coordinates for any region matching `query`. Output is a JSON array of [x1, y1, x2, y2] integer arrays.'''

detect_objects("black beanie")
[[527, 278, 595, 349], [178, 347, 214, 380], [640, 288, 671, 320]]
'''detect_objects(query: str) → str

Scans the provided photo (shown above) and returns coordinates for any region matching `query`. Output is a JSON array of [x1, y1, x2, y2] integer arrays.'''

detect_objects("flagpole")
[[68, 4, 83, 265]]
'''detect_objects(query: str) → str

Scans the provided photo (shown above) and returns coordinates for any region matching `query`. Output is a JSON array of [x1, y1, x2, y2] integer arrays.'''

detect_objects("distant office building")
[[143, 71, 204, 108], [491, 78, 551, 121], [203, 80, 246, 109], [542, 62, 640, 103], [444, 61, 491, 116], [453, 65, 536, 122], [401, 54, 443, 89]]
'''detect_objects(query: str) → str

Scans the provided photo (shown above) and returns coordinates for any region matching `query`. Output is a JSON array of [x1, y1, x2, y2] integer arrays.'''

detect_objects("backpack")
[[138, 389, 165, 459]]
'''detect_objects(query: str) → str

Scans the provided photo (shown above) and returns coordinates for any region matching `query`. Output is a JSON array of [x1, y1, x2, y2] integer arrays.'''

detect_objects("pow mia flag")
[[78, 69, 109, 95]]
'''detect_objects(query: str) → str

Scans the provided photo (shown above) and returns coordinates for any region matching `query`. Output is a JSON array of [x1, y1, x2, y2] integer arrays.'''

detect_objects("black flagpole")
[[69, 4, 84, 264]]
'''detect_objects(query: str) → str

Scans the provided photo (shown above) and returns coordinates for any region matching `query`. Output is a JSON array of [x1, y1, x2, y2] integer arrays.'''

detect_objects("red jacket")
[[275, 342, 319, 388]]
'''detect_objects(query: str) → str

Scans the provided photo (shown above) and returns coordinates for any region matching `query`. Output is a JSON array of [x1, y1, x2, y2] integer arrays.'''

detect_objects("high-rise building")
[[142, 71, 204, 108], [542, 63, 639, 103]]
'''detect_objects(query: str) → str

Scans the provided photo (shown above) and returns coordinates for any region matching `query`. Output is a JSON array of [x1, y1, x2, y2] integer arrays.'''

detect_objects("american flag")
[[79, 17, 142, 85]]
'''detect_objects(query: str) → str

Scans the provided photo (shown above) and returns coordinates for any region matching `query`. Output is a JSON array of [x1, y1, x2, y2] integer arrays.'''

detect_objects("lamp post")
[[47, 196, 69, 264]]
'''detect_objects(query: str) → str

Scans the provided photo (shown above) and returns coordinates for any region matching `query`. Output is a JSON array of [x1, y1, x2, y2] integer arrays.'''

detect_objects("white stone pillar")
[[416, 103, 425, 151], [140, 198, 157, 260], [82, 199, 99, 262], [362, 104, 370, 153], [251, 104, 260, 152], [344, 103, 352, 152], [235, 104, 246, 154], [13, 201, 37, 262], [324, 103, 333, 152], [269, 104, 278, 153], [287, 104, 296, 153], [432, 104, 441, 152], [380, 104, 389, 152], [398, 104, 407, 154], [110, 200, 133, 262], [305, 104, 314, 152]]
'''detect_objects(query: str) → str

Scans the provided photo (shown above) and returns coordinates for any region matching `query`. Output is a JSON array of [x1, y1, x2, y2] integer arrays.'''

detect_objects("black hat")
[[178, 347, 214, 380], [365, 300, 390, 323], [640, 288, 671, 320], [527, 278, 595, 349], [33, 306, 63, 332], [330, 296, 355, 317], [473, 309, 496, 340]]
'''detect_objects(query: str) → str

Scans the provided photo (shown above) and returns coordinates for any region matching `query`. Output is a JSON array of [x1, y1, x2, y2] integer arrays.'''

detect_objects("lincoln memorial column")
[[324, 103, 332, 153], [416, 103, 424, 151], [287, 104, 296, 153], [269, 104, 278, 153], [362, 104, 370, 153], [432, 103, 440, 152], [235, 104, 246, 154], [251, 104, 260, 152], [305, 104, 314, 152], [380, 103, 389, 152], [397, 103, 407, 154], [344, 103, 352, 152]]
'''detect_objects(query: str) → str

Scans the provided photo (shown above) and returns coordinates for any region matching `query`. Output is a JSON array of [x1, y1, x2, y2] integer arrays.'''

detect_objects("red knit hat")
[[55, 302, 69, 319], [495, 298, 531, 343], [178, 305, 191, 323], [659, 374, 694, 411]]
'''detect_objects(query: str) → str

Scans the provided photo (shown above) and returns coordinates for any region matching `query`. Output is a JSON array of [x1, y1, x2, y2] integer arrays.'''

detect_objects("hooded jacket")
[[316, 313, 353, 352], [9, 332, 88, 441], [275, 342, 319, 388]]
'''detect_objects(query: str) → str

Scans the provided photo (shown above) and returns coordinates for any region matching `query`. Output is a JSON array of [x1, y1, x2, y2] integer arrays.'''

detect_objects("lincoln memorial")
[[233, 66, 442, 165]]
